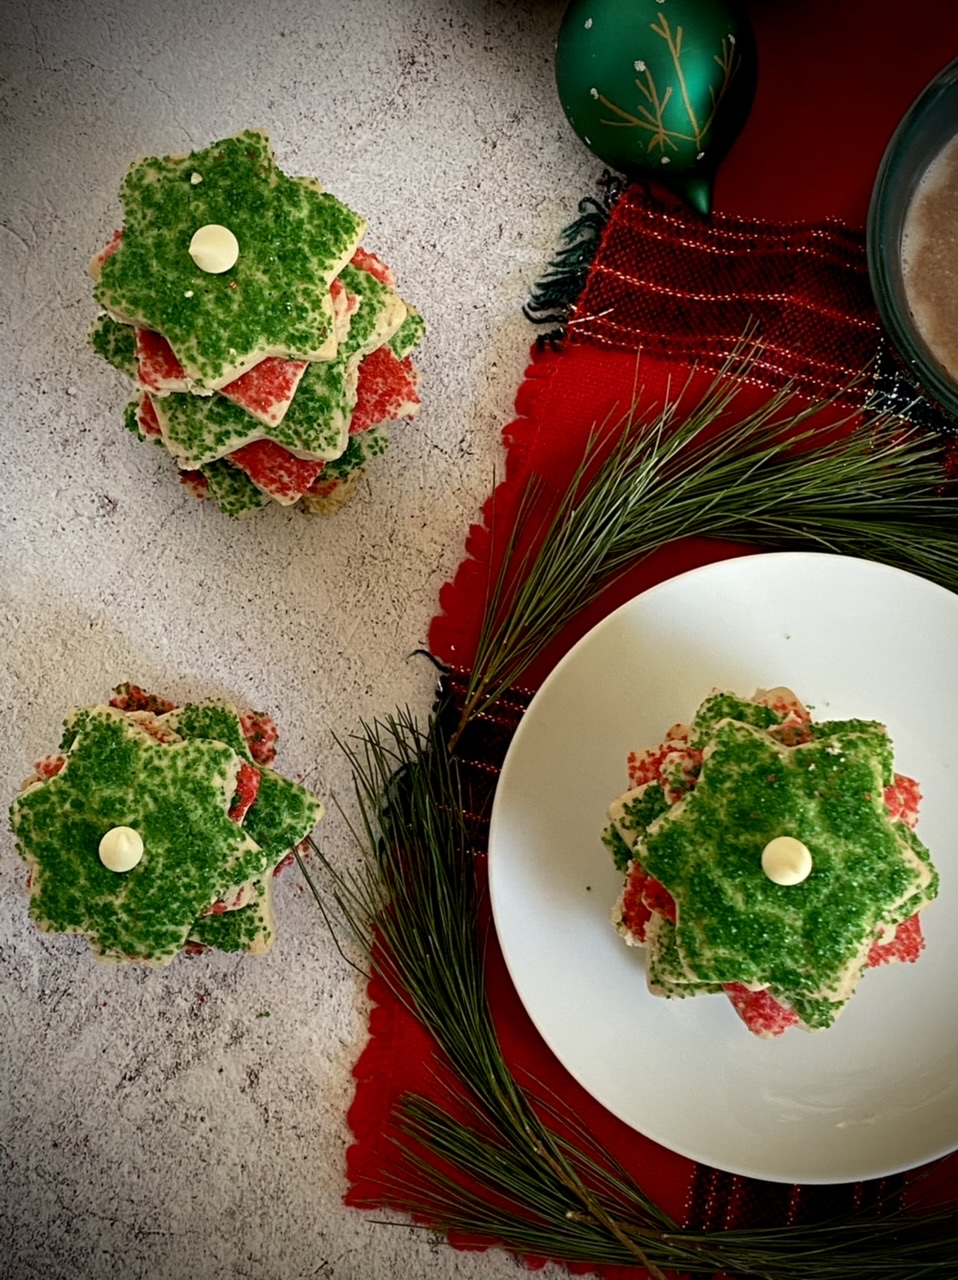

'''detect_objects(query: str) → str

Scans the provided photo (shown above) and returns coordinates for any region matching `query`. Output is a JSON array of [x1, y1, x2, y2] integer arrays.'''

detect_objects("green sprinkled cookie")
[[337, 263, 407, 360], [13, 709, 258, 964], [165, 699, 322, 862], [606, 687, 939, 1036], [189, 877, 275, 954], [87, 131, 425, 517], [151, 349, 354, 468], [199, 459, 269, 518], [641, 721, 924, 990], [89, 314, 137, 379], [645, 914, 722, 998], [95, 131, 366, 389], [164, 700, 253, 760], [322, 425, 390, 479], [389, 306, 427, 360], [123, 397, 148, 443], [10, 690, 322, 964]]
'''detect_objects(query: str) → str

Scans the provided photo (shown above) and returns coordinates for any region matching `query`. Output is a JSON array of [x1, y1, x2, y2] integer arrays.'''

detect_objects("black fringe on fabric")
[[524, 171, 625, 344], [869, 337, 958, 437]]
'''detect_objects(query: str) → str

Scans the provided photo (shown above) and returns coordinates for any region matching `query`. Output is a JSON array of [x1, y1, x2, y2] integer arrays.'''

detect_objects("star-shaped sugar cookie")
[[94, 130, 366, 389], [149, 348, 355, 467], [10, 697, 322, 964], [11, 707, 266, 963], [162, 699, 322, 863], [637, 715, 937, 1027], [87, 132, 426, 517]]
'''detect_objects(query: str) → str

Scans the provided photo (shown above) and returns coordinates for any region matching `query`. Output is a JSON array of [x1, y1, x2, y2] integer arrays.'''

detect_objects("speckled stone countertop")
[[0, 2, 599, 1276]]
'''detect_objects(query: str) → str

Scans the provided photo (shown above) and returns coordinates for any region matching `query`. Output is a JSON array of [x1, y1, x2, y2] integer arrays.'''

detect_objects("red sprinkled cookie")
[[228, 438, 326, 505]]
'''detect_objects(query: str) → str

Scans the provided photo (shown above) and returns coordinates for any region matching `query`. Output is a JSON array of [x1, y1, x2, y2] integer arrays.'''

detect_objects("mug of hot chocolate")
[[868, 57, 958, 420]]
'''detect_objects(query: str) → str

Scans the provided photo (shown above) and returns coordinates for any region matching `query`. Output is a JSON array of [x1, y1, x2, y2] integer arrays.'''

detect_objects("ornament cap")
[[672, 174, 714, 218]]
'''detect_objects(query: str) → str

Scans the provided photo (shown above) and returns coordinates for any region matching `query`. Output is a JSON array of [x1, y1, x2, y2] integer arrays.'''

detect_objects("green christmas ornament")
[[555, 0, 758, 215]]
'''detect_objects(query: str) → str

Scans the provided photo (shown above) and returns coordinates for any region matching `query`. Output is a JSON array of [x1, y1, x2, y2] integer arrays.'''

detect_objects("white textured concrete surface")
[[0, 2, 600, 1276]]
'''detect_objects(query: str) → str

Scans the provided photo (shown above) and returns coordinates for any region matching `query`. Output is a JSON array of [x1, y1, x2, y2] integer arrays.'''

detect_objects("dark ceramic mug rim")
[[867, 56, 958, 418]]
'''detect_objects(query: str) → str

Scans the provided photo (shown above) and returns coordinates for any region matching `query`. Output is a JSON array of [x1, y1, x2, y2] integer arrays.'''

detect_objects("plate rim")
[[488, 550, 958, 1183]]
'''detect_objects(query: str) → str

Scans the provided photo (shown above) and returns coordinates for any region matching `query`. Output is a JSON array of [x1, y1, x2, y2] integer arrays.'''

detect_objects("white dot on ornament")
[[584, 18, 592, 28], [590, 86, 598, 98], [661, 156, 670, 165], [99, 826, 144, 873], [761, 836, 813, 886], [189, 224, 240, 274]]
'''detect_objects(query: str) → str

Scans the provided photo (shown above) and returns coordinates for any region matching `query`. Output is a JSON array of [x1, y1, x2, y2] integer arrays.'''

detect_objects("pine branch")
[[303, 354, 958, 1275], [306, 713, 672, 1276], [458, 366, 958, 740]]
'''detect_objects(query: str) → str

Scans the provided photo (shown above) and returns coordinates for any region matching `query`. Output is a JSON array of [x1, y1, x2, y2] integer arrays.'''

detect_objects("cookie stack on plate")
[[604, 688, 939, 1036]]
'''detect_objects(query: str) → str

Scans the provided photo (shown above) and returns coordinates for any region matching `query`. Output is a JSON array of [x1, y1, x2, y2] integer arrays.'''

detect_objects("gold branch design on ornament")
[[701, 32, 741, 146], [597, 15, 742, 157]]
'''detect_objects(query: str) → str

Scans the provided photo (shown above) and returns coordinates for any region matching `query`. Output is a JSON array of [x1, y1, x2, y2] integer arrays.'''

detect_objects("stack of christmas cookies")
[[89, 130, 424, 516], [603, 688, 939, 1036], [10, 684, 322, 963]]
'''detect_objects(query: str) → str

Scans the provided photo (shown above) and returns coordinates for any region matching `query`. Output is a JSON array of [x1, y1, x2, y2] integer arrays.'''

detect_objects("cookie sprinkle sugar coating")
[[87, 131, 425, 517], [95, 131, 366, 389], [604, 689, 939, 1035], [10, 690, 323, 965]]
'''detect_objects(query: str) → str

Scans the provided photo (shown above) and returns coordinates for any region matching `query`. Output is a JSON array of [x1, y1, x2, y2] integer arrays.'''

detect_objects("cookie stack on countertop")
[[89, 130, 424, 517], [10, 684, 322, 963]]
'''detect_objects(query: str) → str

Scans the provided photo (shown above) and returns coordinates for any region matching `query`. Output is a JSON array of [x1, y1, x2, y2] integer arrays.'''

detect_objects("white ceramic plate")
[[488, 552, 958, 1184]]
